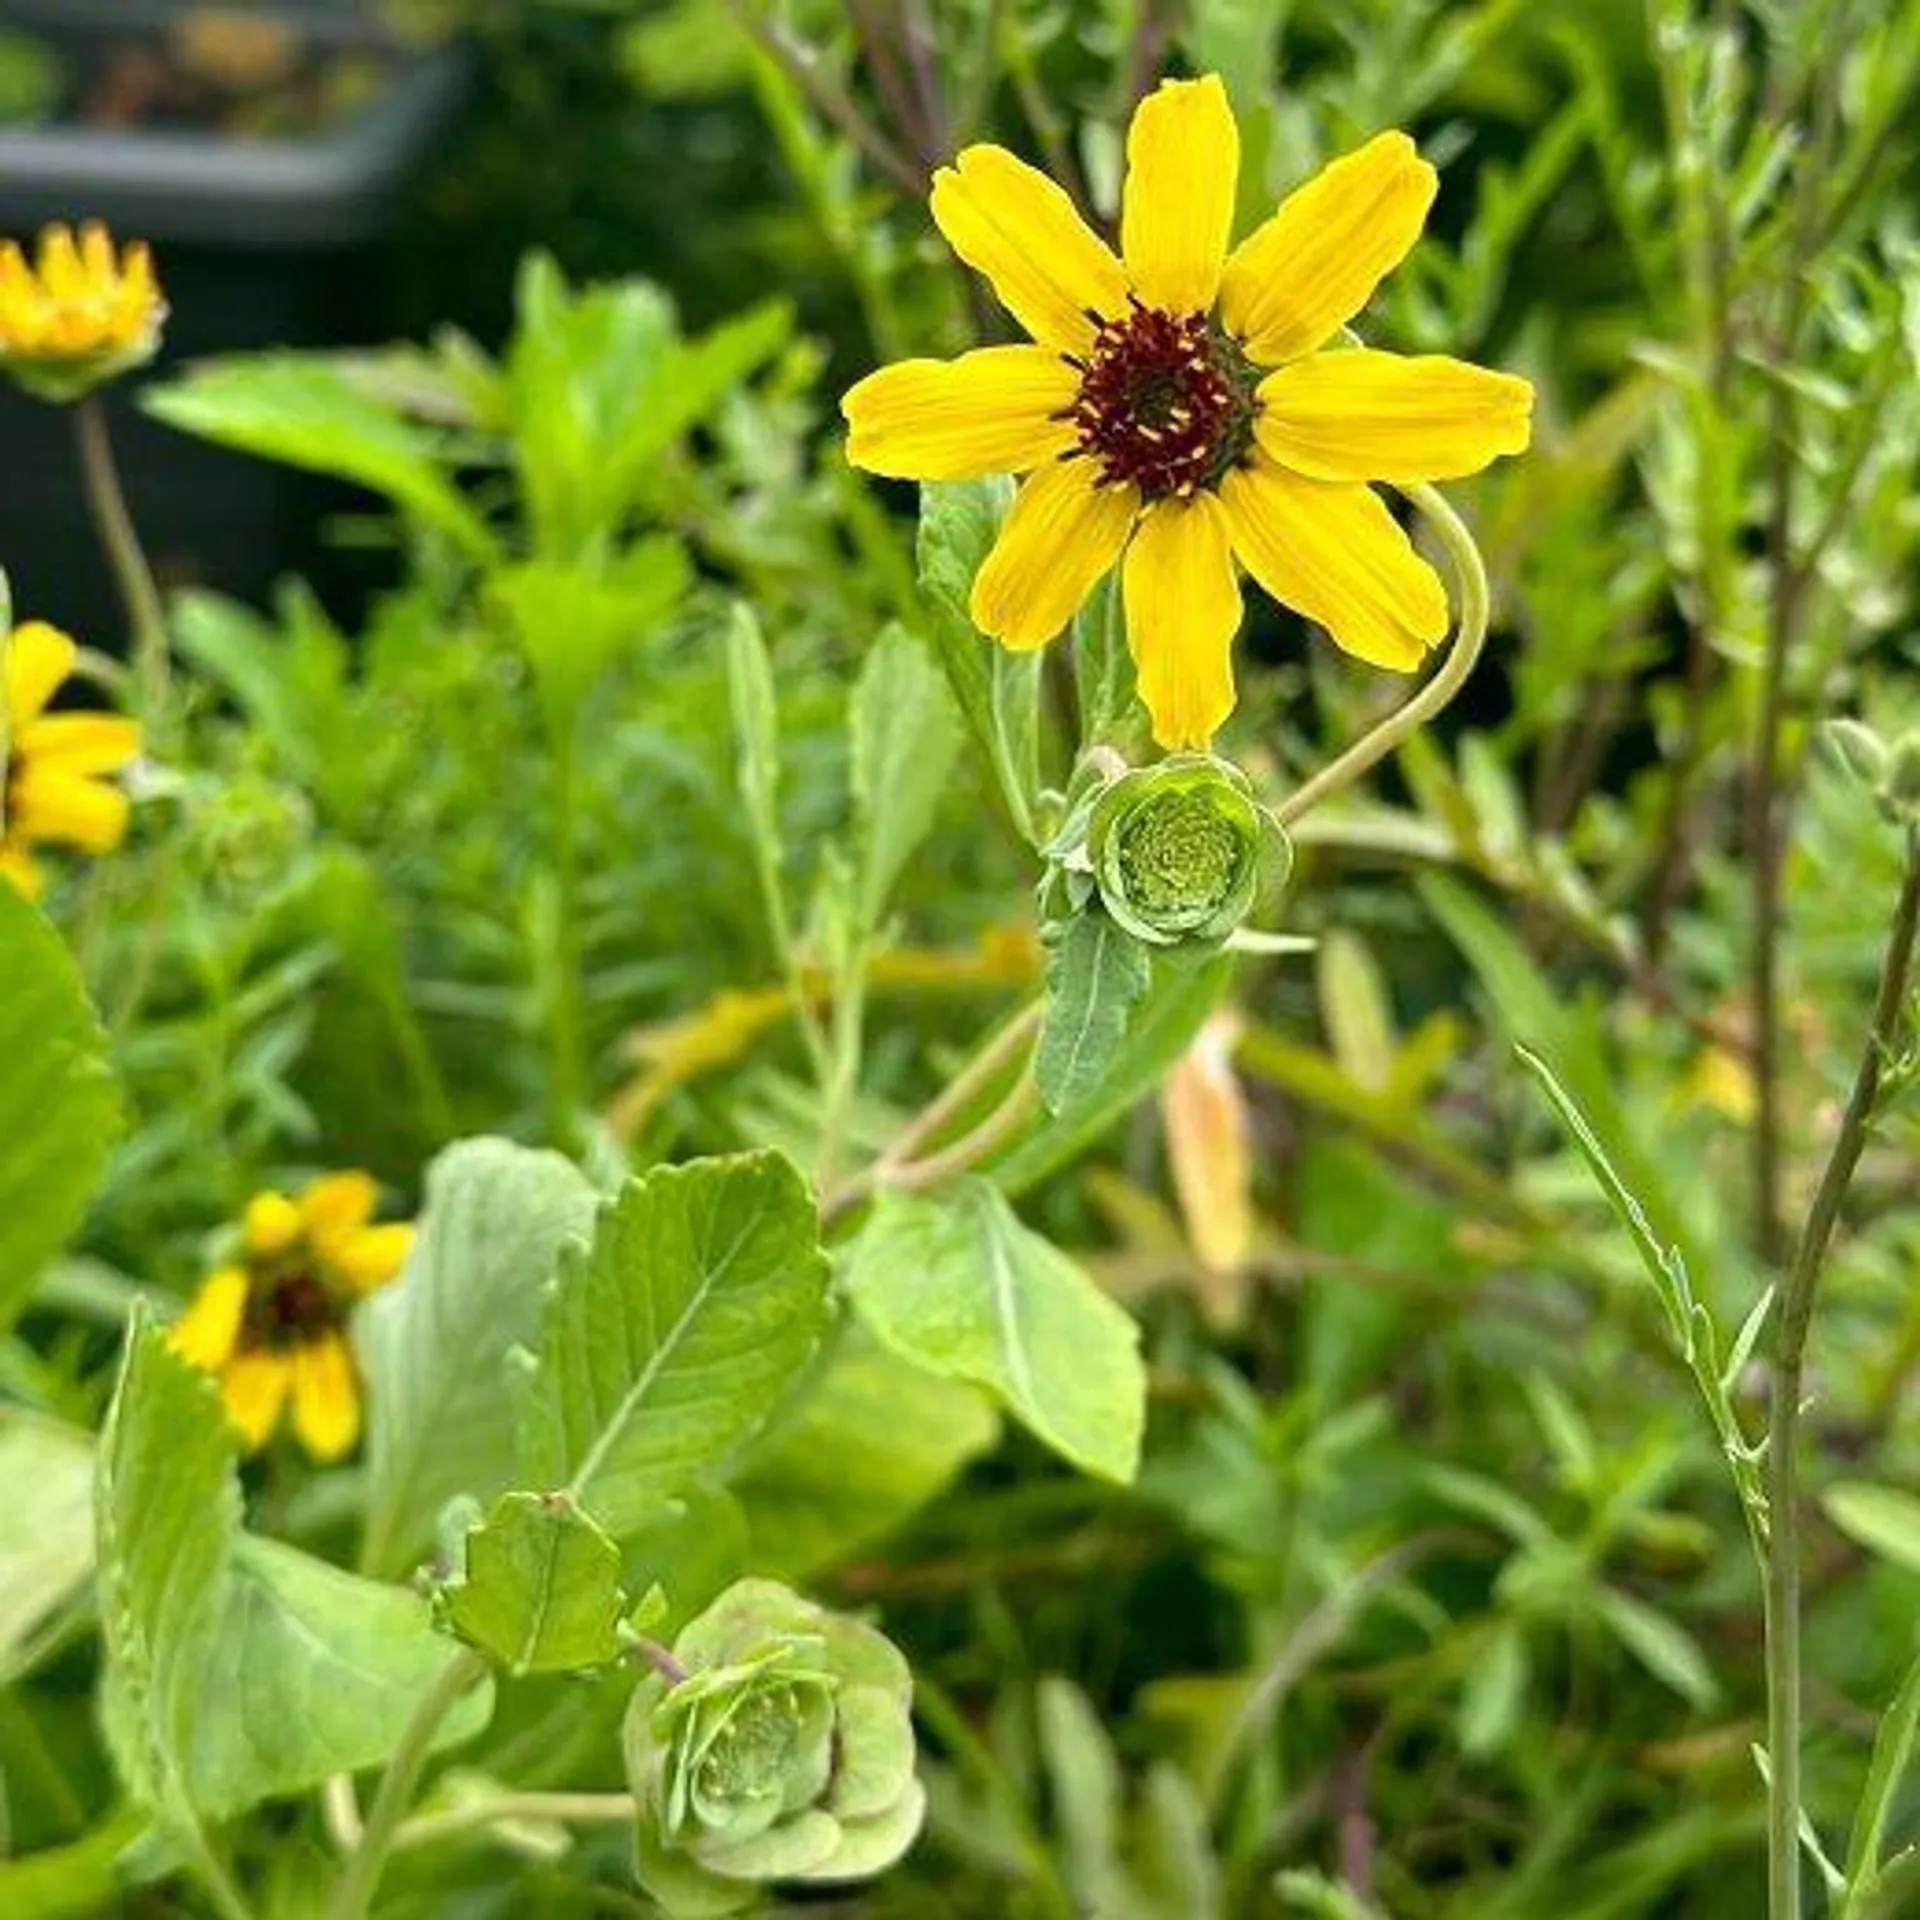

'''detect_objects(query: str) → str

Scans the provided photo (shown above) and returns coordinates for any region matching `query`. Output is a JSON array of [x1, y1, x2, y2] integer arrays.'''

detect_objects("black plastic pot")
[[0, 1, 469, 643]]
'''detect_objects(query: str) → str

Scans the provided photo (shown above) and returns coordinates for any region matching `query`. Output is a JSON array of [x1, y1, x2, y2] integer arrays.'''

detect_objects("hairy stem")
[[1764, 830, 1920, 1920], [392, 1790, 638, 1855], [1273, 482, 1491, 831], [328, 1648, 487, 1920]]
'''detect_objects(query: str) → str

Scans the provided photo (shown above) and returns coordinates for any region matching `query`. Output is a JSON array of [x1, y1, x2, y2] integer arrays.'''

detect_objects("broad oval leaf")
[[845, 1182, 1144, 1484], [0, 1408, 94, 1682], [851, 622, 960, 931], [357, 1138, 599, 1579], [518, 1150, 831, 1537], [0, 884, 121, 1331]]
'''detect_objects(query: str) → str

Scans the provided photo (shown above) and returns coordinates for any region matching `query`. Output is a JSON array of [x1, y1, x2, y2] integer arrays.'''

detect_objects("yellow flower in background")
[[0, 221, 166, 402], [170, 1173, 415, 1463], [842, 77, 1533, 749], [1, 621, 141, 897]]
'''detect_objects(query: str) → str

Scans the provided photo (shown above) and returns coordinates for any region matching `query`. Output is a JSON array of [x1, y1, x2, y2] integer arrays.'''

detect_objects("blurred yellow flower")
[[843, 76, 1532, 749], [1, 621, 141, 897], [170, 1173, 415, 1463], [0, 221, 166, 402]]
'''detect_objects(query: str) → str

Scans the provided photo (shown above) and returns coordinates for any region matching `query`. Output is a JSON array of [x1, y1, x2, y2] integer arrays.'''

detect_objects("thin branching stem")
[[74, 396, 170, 736], [1764, 829, 1920, 1920]]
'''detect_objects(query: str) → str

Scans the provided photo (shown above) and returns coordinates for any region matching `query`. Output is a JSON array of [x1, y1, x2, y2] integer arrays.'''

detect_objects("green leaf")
[[95, 1303, 240, 1829], [997, 953, 1231, 1196], [439, 1491, 628, 1675], [143, 356, 495, 558], [0, 1408, 93, 1681], [1316, 928, 1397, 1093], [519, 1151, 831, 1536], [0, 885, 121, 1332], [851, 622, 961, 930], [1037, 911, 1153, 1114], [357, 1138, 599, 1579], [193, 1538, 493, 1816], [1459, 1622, 1529, 1759], [97, 1309, 491, 1826], [845, 1182, 1144, 1483], [1593, 1586, 1719, 1711], [1842, 1641, 1920, 1913], [916, 477, 1041, 843], [1823, 1482, 1920, 1575], [724, 600, 783, 867], [732, 1324, 1000, 1581], [1071, 575, 1139, 748]]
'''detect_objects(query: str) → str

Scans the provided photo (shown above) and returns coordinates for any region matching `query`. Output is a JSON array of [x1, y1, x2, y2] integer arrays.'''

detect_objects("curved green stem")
[[75, 396, 171, 736], [1273, 482, 1492, 831], [328, 1648, 487, 1920]]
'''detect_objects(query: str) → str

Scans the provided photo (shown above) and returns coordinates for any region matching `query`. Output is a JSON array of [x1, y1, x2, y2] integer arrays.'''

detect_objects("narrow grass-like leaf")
[[1841, 1641, 1920, 1912]]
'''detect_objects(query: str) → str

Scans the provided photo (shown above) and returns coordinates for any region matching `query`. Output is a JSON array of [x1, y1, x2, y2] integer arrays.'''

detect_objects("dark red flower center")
[[241, 1264, 340, 1354], [1064, 299, 1258, 501]]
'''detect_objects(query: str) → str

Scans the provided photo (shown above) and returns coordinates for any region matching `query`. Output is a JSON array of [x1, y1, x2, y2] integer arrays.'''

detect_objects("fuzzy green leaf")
[[0, 1409, 94, 1682], [1038, 911, 1153, 1114], [846, 1182, 1144, 1483], [851, 622, 960, 930], [916, 477, 1040, 843], [440, 1491, 628, 1675], [0, 885, 121, 1332], [732, 1324, 1000, 1580], [519, 1151, 831, 1537], [357, 1138, 599, 1579]]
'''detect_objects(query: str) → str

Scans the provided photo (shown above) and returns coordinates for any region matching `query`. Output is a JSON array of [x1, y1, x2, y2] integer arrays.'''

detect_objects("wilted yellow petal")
[[931, 145, 1128, 350], [1219, 457, 1447, 671], [842, 346, 1080, 480], [1120, 75, 1239, 315], [1256, 349, 1534, 483], [1219, 132, 1436, 366], [969, 459, 1136, 650], [1162, 1011, 1254, 1293], [1122, 493, 1241, 750]]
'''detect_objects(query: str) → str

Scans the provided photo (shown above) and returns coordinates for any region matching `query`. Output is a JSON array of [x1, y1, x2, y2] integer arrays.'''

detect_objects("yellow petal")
[[297, 1172, 379, 1256], [37, 226, 84, 299], [1219, 457, 1448, 671], [1121, 75, 1239, 316], [842, 346, 1080, 480], [930, 146, 1128, 351], [8, 766, 129, 852], [291, 1333, 361, 1463], [1255, 349, 1533, 483], [0, 843, 43, 898], [6, 621, 77, 730], [15, 712, 141, 775], [1218, 132, 1436, 366], [244, 1190, 304, 1258], [170, 1266, 250, 1371], [1121, 492, 1242, 749], [969, 460, 1136, 650], [221, 1351, 291, 1451], [334, 1223, 414, 1294]]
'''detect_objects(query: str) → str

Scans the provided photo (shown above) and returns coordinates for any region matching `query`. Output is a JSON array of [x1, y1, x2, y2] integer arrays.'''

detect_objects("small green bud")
[[1085, 753, 1269, 948], [624, 1579, 923, 1916]]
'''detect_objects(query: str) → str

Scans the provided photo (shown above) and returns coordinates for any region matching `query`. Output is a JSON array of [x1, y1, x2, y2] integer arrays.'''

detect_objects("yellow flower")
[[0, 221, 166, 402], [842, 77, 1533, 750], [1, 622, 141, 898], [169, 1173, 415, 1463]]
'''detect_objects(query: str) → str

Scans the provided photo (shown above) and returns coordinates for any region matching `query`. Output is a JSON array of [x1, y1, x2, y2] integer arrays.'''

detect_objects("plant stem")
[[328, 1648, 487, 1920], [391, 1790, 638, 1854], [546, 715, 587, 1155], [74, 396, 170, 736], [1273, 481, 1491, 830], [1763, 830, 1920, 1920]]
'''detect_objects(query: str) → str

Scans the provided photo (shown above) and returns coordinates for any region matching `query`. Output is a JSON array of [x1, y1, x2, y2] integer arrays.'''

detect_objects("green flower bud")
[[1085, 752, 1269, 948], [625, 1579, 923, 1917]]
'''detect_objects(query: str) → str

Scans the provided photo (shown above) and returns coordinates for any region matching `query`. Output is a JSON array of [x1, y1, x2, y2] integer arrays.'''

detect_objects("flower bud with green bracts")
[[624, 1579, 923, 1917]]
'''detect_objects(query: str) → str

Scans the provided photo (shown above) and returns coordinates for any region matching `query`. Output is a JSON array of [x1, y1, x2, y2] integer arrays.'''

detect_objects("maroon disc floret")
[[1064, 298, 1254, 500], [242, 1266, 338, 1352]]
